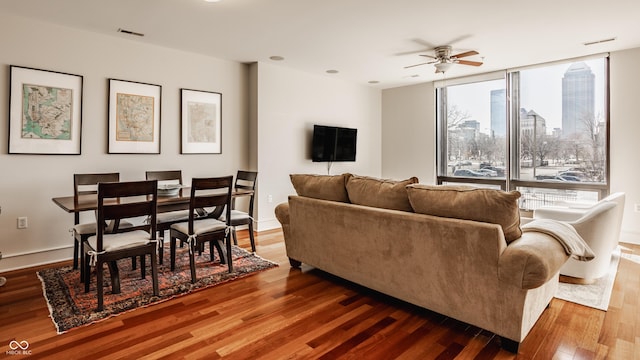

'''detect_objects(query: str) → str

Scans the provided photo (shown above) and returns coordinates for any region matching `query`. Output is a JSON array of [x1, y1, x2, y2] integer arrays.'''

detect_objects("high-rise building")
[[490, 89, 506, 137], [562, 62, 595, 137]]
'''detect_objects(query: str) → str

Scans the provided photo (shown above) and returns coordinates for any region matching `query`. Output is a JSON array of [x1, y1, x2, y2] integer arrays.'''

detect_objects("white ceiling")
[[2, 0, 639, 89]]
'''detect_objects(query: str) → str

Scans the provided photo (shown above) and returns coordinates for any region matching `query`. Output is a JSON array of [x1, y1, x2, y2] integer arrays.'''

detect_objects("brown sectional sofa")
[[275, 173, 570, 352]]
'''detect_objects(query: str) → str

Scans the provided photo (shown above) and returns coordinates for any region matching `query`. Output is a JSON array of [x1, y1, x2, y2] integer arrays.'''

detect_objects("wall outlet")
[[635, 204, 640, 213], [17, 217, 28, 229], [267, 194, 273, 203]]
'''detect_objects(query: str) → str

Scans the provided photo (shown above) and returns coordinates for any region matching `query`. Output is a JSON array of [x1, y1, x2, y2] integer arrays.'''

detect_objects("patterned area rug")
[[554, 246, 621, 311], [37, 245, 278, 333]]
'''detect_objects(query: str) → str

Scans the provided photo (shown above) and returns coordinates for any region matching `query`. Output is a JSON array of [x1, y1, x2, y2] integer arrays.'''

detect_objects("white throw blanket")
[[521, 219, 595, 261]]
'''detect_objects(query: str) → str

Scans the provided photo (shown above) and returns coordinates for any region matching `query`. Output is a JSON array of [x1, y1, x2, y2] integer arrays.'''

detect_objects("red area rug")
[[37, 245, 278, 333]]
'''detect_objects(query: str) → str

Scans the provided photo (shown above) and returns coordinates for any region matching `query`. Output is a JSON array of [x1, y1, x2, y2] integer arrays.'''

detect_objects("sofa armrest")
[[275, 202, 290, 226], [499, 231, 569, 289], [533, 206, 588, 222], [275, 202, 293, 252]]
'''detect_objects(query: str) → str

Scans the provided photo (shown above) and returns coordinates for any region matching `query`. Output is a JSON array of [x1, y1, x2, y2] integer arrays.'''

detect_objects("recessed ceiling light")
[[269, 56, 285, 61], [326, 70, 339, 74], [204, 0, 221, 2]]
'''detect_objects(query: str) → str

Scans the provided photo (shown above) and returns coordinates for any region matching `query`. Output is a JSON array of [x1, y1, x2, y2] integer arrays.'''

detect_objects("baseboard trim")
[[257, 218, 281, 232], [0, 246, 72, 273]]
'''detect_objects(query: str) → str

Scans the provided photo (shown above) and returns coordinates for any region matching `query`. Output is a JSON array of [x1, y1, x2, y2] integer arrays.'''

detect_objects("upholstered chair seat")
[[87, 230, 153, 253]]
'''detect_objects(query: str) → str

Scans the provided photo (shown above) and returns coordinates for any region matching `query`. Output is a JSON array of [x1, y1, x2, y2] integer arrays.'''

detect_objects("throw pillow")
[[289, 173, 351, 202], [406, 184, 522, 242], [346, 175, 419, 212]]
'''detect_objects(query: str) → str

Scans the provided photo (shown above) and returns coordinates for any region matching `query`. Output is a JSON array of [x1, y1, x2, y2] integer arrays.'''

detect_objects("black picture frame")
[[9, 65, 83, 155], [108, 78, 162, 154]]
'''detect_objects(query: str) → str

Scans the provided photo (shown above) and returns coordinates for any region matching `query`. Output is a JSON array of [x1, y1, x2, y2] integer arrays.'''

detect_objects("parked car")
[[558, 171, 588, 181], [556, 175, 581, 182], [476, 168, 498, 177], [453, 169, 489, 177], [480, 165, 505, 177]]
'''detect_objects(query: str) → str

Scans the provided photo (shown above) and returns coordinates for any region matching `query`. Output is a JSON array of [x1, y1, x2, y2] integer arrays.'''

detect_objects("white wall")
[[0, 13, 249, 270], [253, 62, 382, 230], [381, 82, 436, 183], [381, 47, 640, 244]]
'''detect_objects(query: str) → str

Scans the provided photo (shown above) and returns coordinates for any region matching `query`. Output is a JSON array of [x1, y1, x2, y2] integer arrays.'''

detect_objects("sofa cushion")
[[407, 184, 522, 242], [290, 173, 351, 202], [346, 175, 418, 212]]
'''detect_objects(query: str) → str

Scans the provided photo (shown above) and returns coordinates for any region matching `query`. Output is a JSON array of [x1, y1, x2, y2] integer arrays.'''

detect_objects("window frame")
[[435, 56, 610, 202]]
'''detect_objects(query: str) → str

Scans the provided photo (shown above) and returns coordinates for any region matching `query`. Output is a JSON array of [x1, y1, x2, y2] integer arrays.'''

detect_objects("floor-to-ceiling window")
[[437, 56, 609, 210]]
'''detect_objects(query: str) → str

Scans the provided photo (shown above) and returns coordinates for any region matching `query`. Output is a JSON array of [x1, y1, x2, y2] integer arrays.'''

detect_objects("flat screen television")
[[312, 125, 357, 162]]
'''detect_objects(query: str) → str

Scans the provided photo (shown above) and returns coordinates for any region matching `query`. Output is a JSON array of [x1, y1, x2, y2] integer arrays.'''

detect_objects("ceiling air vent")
[[117, 28, 145, 37]]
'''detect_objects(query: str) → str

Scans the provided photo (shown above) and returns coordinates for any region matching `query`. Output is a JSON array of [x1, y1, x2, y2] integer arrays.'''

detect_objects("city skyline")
[[448, 58, 606, 136]]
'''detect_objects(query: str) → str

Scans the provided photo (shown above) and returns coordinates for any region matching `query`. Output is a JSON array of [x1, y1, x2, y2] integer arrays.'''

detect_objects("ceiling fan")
[[405, 45, 483, 73]]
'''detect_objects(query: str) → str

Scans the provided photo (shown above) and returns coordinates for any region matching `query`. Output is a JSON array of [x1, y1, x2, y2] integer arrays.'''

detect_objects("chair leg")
[[150, 251, 159, 296], [73, 239, 79, 270], [189, 241, 197, 283], [132, 256, 137, 270], [232, 229, 238, 245], [84, 254, 91, 293], [158, 230, 165, 265], [248, 222, 256, 253], [226, 233, 233, 273], [79, 240, 85, 283], [170, 236, 177, 271], [140, 254, 146, 279], [96, 261, 104, 312]]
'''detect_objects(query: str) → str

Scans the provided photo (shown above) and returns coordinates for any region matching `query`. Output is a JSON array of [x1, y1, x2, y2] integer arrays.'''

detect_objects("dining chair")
[[145, 170, 188, 264], [83, 180, 160, 312], [169, 176, 234, 283], [73, 173, 133, 282], [221, 170, 258, 252]]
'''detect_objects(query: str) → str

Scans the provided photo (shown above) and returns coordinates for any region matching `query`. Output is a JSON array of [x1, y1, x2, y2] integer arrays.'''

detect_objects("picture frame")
[[108, 78, 161, 154], [180, 88, 222, 154], [8, 65, 83, 155]]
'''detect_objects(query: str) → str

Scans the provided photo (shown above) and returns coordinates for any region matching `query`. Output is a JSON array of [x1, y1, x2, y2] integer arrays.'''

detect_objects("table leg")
[[107, 261, 121, 294]]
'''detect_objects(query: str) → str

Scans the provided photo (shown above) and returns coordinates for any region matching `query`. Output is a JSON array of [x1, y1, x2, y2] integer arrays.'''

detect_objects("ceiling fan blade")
[[457, 59, 483, 66], [419, 54, 437, 59], [404, 62, 431, 69], [452, 50, 479, 58]]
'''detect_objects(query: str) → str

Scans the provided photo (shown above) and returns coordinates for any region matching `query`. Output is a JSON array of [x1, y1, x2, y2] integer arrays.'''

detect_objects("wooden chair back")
[[95, 180, 158, 252], [73, 172, 120, 224], [145, 170, 183, 185], [188, 176, 233, 234], [233, 170, 257, 213]]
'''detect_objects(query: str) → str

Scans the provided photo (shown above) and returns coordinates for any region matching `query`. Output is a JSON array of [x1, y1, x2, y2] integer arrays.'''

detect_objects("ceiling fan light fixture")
[[434, 62, 454, 73]]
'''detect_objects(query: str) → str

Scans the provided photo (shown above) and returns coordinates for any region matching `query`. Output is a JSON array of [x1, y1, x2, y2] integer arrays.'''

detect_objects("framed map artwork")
[[9, 65, 83, 154], [180, 89, 222, 154], [108, 79, 161, 154]]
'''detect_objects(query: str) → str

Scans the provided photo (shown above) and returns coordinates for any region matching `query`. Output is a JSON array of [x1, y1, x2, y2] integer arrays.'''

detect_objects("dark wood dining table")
[[51, 187, 253, 293], [52, 187, 253, 215]]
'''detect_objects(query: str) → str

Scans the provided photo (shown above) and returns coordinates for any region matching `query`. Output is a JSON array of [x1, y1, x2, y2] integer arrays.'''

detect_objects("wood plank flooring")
[[0, 230, 639, 359]]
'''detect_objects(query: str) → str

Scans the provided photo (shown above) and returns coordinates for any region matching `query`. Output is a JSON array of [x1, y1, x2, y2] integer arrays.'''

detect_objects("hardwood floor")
[[1, 230, 639, 359]]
